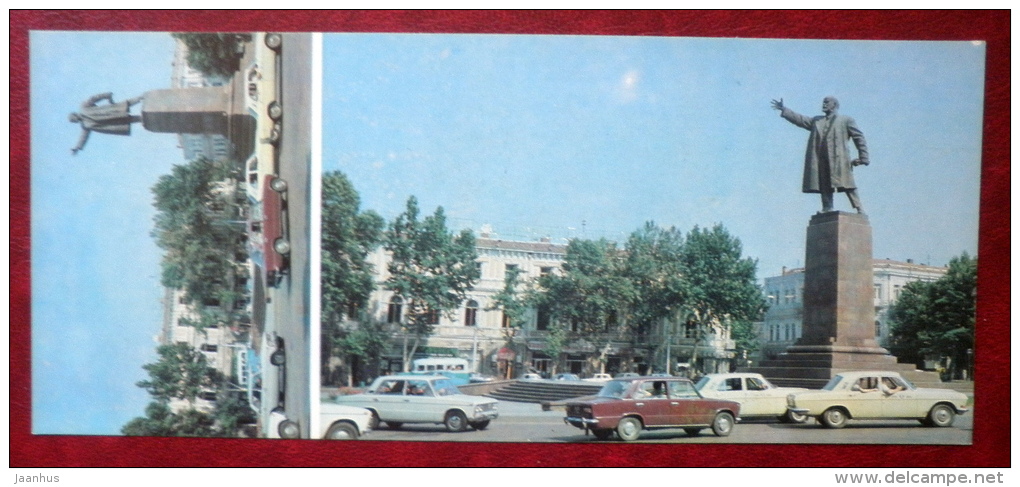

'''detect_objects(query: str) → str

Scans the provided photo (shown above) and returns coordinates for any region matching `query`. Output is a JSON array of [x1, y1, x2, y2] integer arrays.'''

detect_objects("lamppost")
[[966, 348, 973, 381]]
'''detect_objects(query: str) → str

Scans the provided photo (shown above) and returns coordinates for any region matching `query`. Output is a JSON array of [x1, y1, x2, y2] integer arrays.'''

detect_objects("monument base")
[[742, 211, 942, 388]]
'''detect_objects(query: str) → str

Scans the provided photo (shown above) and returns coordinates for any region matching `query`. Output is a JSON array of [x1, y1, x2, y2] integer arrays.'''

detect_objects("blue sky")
[[30, 32, 985, 436], [322, 35, 984, 277], [31, 32, 180, 434]]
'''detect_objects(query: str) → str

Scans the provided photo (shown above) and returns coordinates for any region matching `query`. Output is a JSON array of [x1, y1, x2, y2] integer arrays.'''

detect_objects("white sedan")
[[269, 402, 374, 440], [696, 373, 808, 423], [786, 371, 969, 428], [333, 375, 499, 432]]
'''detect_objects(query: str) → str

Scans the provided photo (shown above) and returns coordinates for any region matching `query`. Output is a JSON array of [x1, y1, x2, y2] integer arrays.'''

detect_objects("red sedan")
[[564, 377, 740, 441]]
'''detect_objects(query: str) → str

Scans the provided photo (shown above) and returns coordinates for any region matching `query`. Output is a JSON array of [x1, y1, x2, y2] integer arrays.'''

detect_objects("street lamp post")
[[470, 324, 479, 373]]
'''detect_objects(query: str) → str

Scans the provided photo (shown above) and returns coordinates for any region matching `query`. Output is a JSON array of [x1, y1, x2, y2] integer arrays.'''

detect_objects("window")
[[685, 321, 698, 339], [345, 301, 359, 320], [464, 300, 479, 327], [536, 305, 550, 331], [540, 266, 554, 276], [875, 320, 882, 337], [387, 296, 403, 324], [721, 378, 742, 391], [746, 377, 768, 391], [200, 344, 218, 353], [501, 311, 512, 328], [425, 307, 440, 325]]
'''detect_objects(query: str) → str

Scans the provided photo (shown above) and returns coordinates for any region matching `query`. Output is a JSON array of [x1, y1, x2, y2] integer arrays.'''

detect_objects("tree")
[[319, 171, 385, 385], [889, 253, 976, 378], [622, 222, 688, 373], [122, 401, 217, 437], [487, 266, 529, 342], [678, 224, 766, 374], [171, 33, 250, 79], [384, 196, 479, 370], [151, 156, 245, 331], [535, 238, 637, 374], [136, 342, 224, 404]]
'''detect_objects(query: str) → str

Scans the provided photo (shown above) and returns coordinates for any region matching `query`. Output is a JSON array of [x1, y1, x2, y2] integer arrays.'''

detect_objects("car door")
[[667, 380, 712, 426], [879, 375, 924, 418], [401, 379, 444, 422], [630, 380, 672, 426], [846, 376, 884, 418], [371, 379, 412, 422]]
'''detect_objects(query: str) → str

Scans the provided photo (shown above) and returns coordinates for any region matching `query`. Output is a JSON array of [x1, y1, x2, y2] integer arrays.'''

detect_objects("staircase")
[[482, 380, 603, 404]]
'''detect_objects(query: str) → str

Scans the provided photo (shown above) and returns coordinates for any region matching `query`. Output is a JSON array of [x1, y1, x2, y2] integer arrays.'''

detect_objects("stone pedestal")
[[139, 77, 253, 144], [746, 212, 920, 388]]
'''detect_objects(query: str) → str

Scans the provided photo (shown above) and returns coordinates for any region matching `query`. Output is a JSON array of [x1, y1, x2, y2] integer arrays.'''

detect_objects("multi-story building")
[[757, 259, 948, 361], [351, 236, 735, 380], [170, 38, 233, 163]]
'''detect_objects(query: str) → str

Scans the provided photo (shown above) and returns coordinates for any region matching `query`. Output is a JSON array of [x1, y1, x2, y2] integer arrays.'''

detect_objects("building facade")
[[170, 38, 233, 163], [350, 236, 735, 381], [757, 259, 948, 361]]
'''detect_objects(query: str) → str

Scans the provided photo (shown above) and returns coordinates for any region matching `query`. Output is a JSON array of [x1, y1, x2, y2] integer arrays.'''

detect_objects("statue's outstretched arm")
[[71, 129, 90, 154]]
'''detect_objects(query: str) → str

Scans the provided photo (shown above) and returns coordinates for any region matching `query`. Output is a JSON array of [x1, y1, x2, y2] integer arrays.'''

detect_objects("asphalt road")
[[266, 32, 313, 438], [356, 400, 974, 444]]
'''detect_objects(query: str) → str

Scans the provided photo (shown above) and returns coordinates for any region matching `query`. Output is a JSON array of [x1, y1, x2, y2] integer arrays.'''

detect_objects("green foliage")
[[136, 342, 224, 403], [320, 171, 384, 326], [171, 33, 250, 78], [122, 401, 217, 437], [151, 157, 244, 329], [623, 222, 687, 332], [384, 196, 480, 364], [487, 266, 529, 342], [889, 253, 976, 371]]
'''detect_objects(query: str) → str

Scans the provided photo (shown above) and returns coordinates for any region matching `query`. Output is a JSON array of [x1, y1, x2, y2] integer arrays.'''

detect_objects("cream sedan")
[[696, 373, 808, 423], [786, 371, 969, 428]]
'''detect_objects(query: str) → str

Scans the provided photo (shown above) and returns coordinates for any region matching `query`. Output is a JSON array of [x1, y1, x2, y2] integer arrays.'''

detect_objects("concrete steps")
[[480, 380, 603, 404]]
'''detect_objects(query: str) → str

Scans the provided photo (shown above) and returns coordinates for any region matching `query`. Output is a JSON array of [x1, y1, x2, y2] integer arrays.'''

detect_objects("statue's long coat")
[[78, 92, 135, 135], [780, 107, 870, 193]]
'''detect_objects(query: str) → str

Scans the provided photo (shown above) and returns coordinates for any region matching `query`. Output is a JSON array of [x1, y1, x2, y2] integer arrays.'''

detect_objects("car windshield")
[[822, 375, 845, 391], [430, 379, 461, 397], [597, 380, 632, 398], [694, 376, 711, 390]]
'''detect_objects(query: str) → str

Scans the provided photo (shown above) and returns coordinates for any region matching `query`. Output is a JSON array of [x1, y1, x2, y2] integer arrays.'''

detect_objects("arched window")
[[464, 300, 479, 327]]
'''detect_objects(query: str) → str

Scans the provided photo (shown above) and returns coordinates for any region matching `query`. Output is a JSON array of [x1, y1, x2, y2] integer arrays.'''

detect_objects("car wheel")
[[269, 124, 281, 145], [821, 407, 848, 429], [274, 238, 291, 255], [278, 419, 300, 439], [444, 410, 468, 432], [469, 420, 490, 430], [265, 33, 283, 50], [270, 177, 287, 193], [384, 422, 403, 430], [367, 410, 380, 430], [684, 427, 702, 436], [270, 349, 285, 366], [591, 428, 613, 440], [616, 417, 642, 441], [268, 101, 282, 121], [711, 412, 735, 437], [927, 404, 956, 427], [325, 422, 358, 440], [782, 410, 808, 424]]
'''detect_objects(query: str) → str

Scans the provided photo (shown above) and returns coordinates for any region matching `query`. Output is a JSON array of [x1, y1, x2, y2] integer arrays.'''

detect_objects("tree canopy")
[[136, 342, 224, 404], [171, 33, 250, 79], [384, 196, 479, 368], [889, 253, 976, 376]]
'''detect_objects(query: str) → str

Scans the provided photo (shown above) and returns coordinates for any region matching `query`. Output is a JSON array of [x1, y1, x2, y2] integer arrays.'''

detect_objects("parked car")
[[520, 373, 543, 381], [584, 373, 613, 382], [554, 373, 581, 381], [614, 372, 640, 379], [696, 372, 808, 423], [332, 375, 499, 432], [786, 371, 969, 428], [468, 373, 496, 383], [269, 402, 373, 440], [564, 377, 741, 441]]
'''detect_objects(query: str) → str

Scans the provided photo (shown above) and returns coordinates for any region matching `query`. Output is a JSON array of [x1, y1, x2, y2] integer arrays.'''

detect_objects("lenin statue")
[[69, 92, 144, 155], [772, 96, 870, 214]]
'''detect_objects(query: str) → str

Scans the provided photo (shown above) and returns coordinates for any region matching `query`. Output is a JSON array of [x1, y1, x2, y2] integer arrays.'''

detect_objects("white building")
[[349, 236, 735, 380], [757, 259, 948, 360]]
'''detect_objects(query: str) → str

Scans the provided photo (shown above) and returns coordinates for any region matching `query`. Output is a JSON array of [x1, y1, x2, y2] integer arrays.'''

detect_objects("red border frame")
[[10, 10, 1009, 468]]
